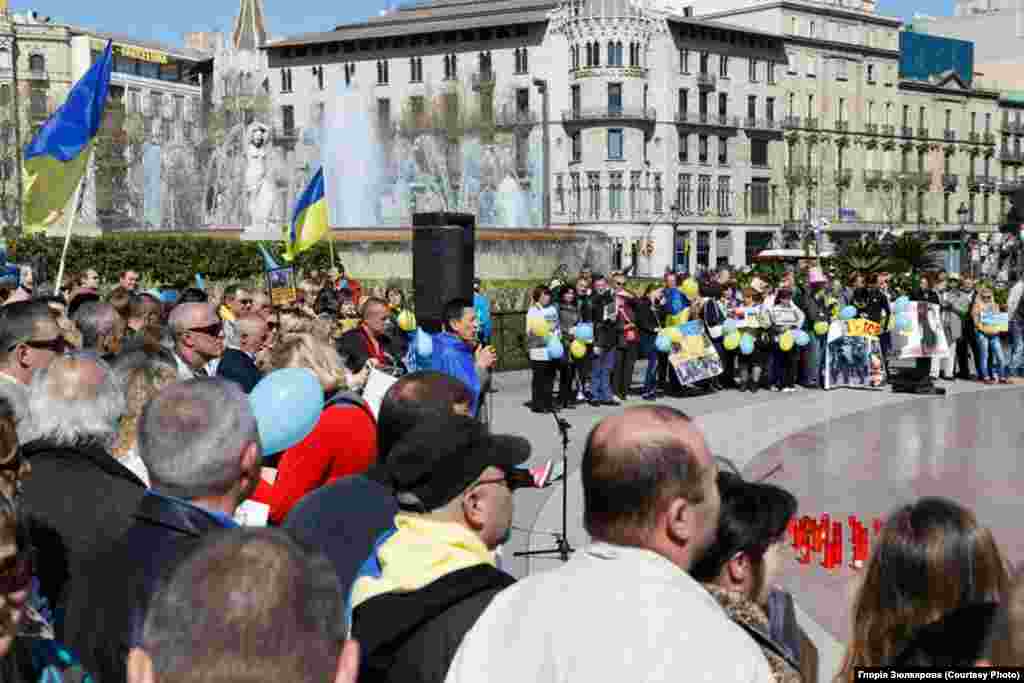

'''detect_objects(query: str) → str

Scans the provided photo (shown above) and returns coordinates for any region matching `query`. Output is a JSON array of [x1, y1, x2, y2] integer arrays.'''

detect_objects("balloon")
[[896, 314, 913, 333], [679, 307, 691, 323], [892, 299, 908, 315], [682, 278, 700, 300], [570, 340, 587, 359], [574, 323, 594, 343], [840, 306, 857, 321], [740, 333, 755, 356], [250, 368, 324, 456], [397, 310, 417, 332], [795, 330, 810, 347], [814, 321, 829, 336], [724, 319, 738, 336], [667, 328, 684, 345], [416, 329, 433, 357], [655, 333, 672, 353], [530, 318, 551, 338], [779, 331, 794, 352], [723, 332, 740, 351], [546, 337, 565, 360]]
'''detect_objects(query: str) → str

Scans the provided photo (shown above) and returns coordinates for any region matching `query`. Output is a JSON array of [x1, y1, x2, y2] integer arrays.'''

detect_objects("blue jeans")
[[642, 347, 659, 395], [590, 348, 618, 401], [1010, 320, 1024, 377], [975, 330, 1008, 380]]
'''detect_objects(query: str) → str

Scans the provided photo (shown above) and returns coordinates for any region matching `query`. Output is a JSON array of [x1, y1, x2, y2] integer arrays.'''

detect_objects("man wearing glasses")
[[0, 301, 68, 440], [167, 303, 225, 380], [219, 284, 253, 349], [350, 413, 530, 683]]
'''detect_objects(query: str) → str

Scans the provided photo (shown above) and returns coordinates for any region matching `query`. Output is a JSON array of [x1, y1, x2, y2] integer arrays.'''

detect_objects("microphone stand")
[[515, 406, 574, 563]]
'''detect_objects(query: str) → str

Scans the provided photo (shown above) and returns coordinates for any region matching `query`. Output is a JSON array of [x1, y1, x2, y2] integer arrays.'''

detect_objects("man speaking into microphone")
[[431, 298, 498, 420]]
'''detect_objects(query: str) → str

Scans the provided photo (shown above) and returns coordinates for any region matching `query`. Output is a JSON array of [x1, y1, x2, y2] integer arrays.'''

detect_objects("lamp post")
[[958, 202, 970, 277], [533, 78, 550, 230]]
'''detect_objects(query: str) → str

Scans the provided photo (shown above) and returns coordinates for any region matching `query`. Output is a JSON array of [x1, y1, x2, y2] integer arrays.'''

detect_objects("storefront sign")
[[92, 39, 170, 64]]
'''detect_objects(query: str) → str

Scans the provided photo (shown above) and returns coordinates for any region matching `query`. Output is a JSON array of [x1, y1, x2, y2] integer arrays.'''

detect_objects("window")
[[609, 172, 624, 216], [699, 92, 709, 119], [838, 97, 846, 125], [717, 177, 731, 215], [410, 95, 425, 123], [720, 56, 729, 78], [281, 68, 293, 93], [885, 102, 892, 125], [556, 175, 565, 213], [766, 97, 775, 123], [516, 88, 530, 114], [479, 51, 493, 79], [835, 59, 848, 80], [809, 21, 816, 37], [751, 139, 769, 167], [700, 52, 710, 74], [768, 61, 776, 84], [807, 94, 814, 119], [718, 136, 728, 165], [515, 48, 529, 74], [570, 45, 579, 70], [902, 105, 910, 128], [866, 63, 875, 82], [680, 48, 690, 73], [515, 133, 528, 176], [678, 174, 692, 213], [986, 112, 992, 132], [571, 131, 581, 162], [608, 129, 624, 160], [28, 54, 45, 73], [126, 88, 140, 114], [698, 175, 712, 213], [751, 178, 770, 216], [919, 106, 926, 129], [377, 98, 390, 134], [630, 172, 642, 215], [679, 88, 689, 117], [0, 48, 9, 70], [718, 92, 728, 120], [29, 87, 47, 118], [571, 173, 581, 215], [376, 60, 389, 85], [591, 42, 601, 67], [344, 63, 355, 86], [970, 111, 976, 133], [444, 54, 458, 80], [945, 108, 952, 131], [790, 17, 798, 34], [282, 105, 295, 136], [588, 172, 601, 218], [608, 83, 622, 115], [315, 102, 326, 127], [629, 42, 640, 68], [807, 55, 816, 77], [410, 57, 423, 82], [679, 132, 689, 163], [699, 135, 709, 163], [173, 95, 184, 121], [747, 95, 757, 122], [443, 92, 459, 129], [571, 85, 581, 116], [653, 174, 663, 213], [786, 52, 797, 75], [608, 41, 623, 67], [749, 58, 758, 82], [867, 101, 874, 125]]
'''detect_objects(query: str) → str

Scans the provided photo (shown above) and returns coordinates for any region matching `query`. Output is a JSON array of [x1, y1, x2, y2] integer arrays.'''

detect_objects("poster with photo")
[[668, 321, 723, 386], [733, 306, 765, 329], [266, 267, 297, 307], [891, 302, 950, 359], [824, 319, 886, 390]]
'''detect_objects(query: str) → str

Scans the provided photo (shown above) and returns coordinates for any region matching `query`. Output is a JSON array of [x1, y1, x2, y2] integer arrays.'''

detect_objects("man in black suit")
[[216, 315, 268, 393], [337, 297, 404, 373]]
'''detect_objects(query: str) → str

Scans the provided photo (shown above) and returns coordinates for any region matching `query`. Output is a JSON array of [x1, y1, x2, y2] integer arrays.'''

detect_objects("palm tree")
[[830, 239, 886, 283], [885, 232, 944, 275]]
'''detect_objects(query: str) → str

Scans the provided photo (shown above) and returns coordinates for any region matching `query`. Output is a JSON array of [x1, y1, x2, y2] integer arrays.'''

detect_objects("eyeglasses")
[[14, 337, 67, 354], [239, 299, 254, 306], [0, 446, 23, 474], [188, 322, 223, 338], [0, 549, 33, 594]]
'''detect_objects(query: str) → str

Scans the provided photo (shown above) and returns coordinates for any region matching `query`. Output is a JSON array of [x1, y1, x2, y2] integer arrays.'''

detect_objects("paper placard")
[[981, 311, 1009, 334], [362, 366, 398, 419], [234, 500, 270, 527]]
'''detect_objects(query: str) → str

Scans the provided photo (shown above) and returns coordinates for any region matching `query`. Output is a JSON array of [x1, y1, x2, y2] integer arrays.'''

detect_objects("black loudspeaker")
[[412, 213, 475, 334]]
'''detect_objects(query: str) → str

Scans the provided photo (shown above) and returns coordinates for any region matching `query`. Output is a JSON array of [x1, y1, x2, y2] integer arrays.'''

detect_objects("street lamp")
[[533, 78, 550, 229], [957, 202, 970, 277]]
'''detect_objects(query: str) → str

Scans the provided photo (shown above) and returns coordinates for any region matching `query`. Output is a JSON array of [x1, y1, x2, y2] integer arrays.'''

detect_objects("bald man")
[[216, 316, 268, 393], [168, 303, 225, 380], [447, 406, 774, 683]]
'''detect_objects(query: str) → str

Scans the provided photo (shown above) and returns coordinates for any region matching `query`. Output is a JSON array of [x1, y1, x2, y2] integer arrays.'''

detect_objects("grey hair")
[[24, 352, 125, 449], [111, 350, 176, 387], [138, 378, 261, 499], [72, 301, 119, 351]]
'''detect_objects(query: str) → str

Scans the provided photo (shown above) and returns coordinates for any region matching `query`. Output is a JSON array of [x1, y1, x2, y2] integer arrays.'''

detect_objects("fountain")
[[323, 85, 382, 228], [142, 142, 163, 229]]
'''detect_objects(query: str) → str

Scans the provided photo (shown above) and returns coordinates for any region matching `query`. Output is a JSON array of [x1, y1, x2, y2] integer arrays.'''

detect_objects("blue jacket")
[[430, 332, 481, 415], [474, 293, 493, 342]]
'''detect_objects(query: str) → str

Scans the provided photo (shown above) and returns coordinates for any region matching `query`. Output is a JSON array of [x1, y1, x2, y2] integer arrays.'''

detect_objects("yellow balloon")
[[570, 340, 587, 359], [779, 331, 794, 352], [814, 321, 829, 336], [397, 310, 417, 332], [679, 307, 690, 323], [530, 318, 551, 338], [682, 278, 700, 300], [723, 332, 740, 351]]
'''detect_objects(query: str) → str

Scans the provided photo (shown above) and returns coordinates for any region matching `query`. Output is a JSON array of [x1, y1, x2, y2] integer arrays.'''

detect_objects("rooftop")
[[68, 25, 213, 62]]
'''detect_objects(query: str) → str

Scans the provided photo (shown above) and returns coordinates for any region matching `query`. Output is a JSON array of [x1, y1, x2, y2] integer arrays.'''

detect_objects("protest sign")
[[980, 311, 1009, 335], [266, 267, 298, 307], [891, 302, 950, 359], [668, 321, 723, 386], [824, 319, 886, 390]]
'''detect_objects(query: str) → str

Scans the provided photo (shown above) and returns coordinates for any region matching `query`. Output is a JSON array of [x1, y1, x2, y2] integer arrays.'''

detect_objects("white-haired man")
[[64, 377, 262, 683], [73, 300, 127, 360], [167, 303, 224, 379], [19, 353, 146, 615], [0, 300, 67, 441]]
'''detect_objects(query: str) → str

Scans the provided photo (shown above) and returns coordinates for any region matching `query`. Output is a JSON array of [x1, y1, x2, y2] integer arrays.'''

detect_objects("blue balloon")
[[840, 306, 857, 321], [546, 337, 565, 360], [896, 314, 913, 332], [250, 368, 324, 456], [892, 298, 909, 315], [655, 333, 672, 353], [575, 323, 594, 343], [740, 333, 755, 356], [794, 330, 810, 347], [416, 329, 433, 357], [724, 319, 738, 336]]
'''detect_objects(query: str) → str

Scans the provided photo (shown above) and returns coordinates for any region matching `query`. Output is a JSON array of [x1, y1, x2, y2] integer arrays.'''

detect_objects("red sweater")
[[252, 404, 377, 524]]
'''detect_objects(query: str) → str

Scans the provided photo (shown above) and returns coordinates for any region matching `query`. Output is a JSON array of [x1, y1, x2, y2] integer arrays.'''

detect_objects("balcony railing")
[[944, 129, 957, 141], [697, 72, 716, 90], [562, 107, 656, 124], [782, 116, 801, 130], [495, 108, 538, 127], [675, 111, 740, 128], [898, 171, 932, 189], [969, 132, 980, 143], [836, 120, 849, 132], [943, 174, 959, 190], [901, 126, 914, 138], [999, 179, 1024, 194], [882, 124, 895, 135], [918, 127, 929, 138], [805, 118, 819, 130], [836, 168, 853, 186], [865, 123, 879, 134], [1000, 147, 1024, 163], [1006, 120, 1024, 134], [864, 169, 884, 187], [745, 117, 782, 131], [471, 71, 495, 91], [785, 165, 807, 185], [984, 132, 996, 144], [970, 175, 997, 191]]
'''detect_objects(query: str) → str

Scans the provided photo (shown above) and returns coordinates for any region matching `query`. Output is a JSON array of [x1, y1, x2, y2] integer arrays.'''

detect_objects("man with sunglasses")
[[350, 413, 530, 683], [167, 303, 225, 380], [219, 284, 253, 349], [0, 301, 67, 441]]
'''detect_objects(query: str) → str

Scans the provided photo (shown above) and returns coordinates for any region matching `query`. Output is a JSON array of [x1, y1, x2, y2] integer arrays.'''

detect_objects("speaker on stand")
[[412, 213, 476, 334]]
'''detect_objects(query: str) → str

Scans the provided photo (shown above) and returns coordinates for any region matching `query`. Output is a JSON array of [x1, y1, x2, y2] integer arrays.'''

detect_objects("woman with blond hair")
[[836, 497, 1009, 677], [110, 352, 179, 486], [249, 334, 373, 524]]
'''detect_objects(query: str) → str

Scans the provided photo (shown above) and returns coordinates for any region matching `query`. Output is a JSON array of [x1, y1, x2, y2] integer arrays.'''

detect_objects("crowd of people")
[[0, 260, 1022, 683], [524, 263, 1024, 411]]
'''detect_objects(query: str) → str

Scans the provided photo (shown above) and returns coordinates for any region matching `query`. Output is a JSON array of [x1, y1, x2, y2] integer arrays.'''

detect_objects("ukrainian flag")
[[283, 167, 329, 261], [22, 41, 113, 231]]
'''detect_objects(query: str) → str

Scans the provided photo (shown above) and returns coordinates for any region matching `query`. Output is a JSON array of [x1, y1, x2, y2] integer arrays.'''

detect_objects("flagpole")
[[54, 155, 89, 295], [328, 229, 336, 269]]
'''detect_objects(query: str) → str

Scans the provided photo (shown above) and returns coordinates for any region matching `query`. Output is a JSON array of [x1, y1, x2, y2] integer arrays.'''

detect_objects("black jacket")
[[63, 492, 233, 683], [216, 348, 262, 393], [580, 289, 618, 349], [352, 564, 515, 683], [337, 326, 405, 373], [798, 288, 831, 327], [20, 439, 146, 619], [633, 298, 661, 337]]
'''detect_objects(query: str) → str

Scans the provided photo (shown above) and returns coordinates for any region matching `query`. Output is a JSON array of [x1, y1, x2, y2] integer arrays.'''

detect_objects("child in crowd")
[[734, 288, 769, 393], [768, 288, 806, 392]]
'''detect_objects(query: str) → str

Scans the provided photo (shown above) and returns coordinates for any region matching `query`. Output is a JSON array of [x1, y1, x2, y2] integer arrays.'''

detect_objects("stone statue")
[[243, 121, 280, 237]]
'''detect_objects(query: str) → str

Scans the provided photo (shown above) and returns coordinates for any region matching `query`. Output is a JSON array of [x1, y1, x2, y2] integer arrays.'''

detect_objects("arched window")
[[592, 42, 600, 67], [29, 53, 45, 73]]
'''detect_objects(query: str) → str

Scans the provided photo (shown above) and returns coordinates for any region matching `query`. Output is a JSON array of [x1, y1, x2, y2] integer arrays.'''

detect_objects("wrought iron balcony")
[[944, 129, 957, 141], [697, 72, 716, 90], [865, 123, 879, 134], [836, 120, 849, 132], [882, 124, 895, 135], [901, 126, 914, 138], [984, 132, 996, 144], [675, 111, 740, 129], [1000, 146, 1024, 163], [972, 175, 997, 191], [805, 118, 820, 130], [782, 116, 801, 130], [942, 174, 958, 190], [969, 132, 980, 143], [999, 179, 1024, 194], [562, 107, 657, 125], [864, 169, 884, 187], [836, 168, 853, 186], [744, 117, 782, 131], [918, 127, 929, 138]]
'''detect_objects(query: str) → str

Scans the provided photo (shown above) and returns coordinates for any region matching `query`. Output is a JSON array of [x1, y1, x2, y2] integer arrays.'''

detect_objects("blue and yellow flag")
[[283, 167, 329, 262], [22, 41, 113, 230]]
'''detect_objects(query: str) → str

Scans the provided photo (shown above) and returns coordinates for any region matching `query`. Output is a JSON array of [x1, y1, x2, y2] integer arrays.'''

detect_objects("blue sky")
[[11, 0, 953, 47]]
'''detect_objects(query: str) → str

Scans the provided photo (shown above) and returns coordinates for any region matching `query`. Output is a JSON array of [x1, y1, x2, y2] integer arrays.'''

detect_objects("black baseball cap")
[[387, 414, 531, 511]]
